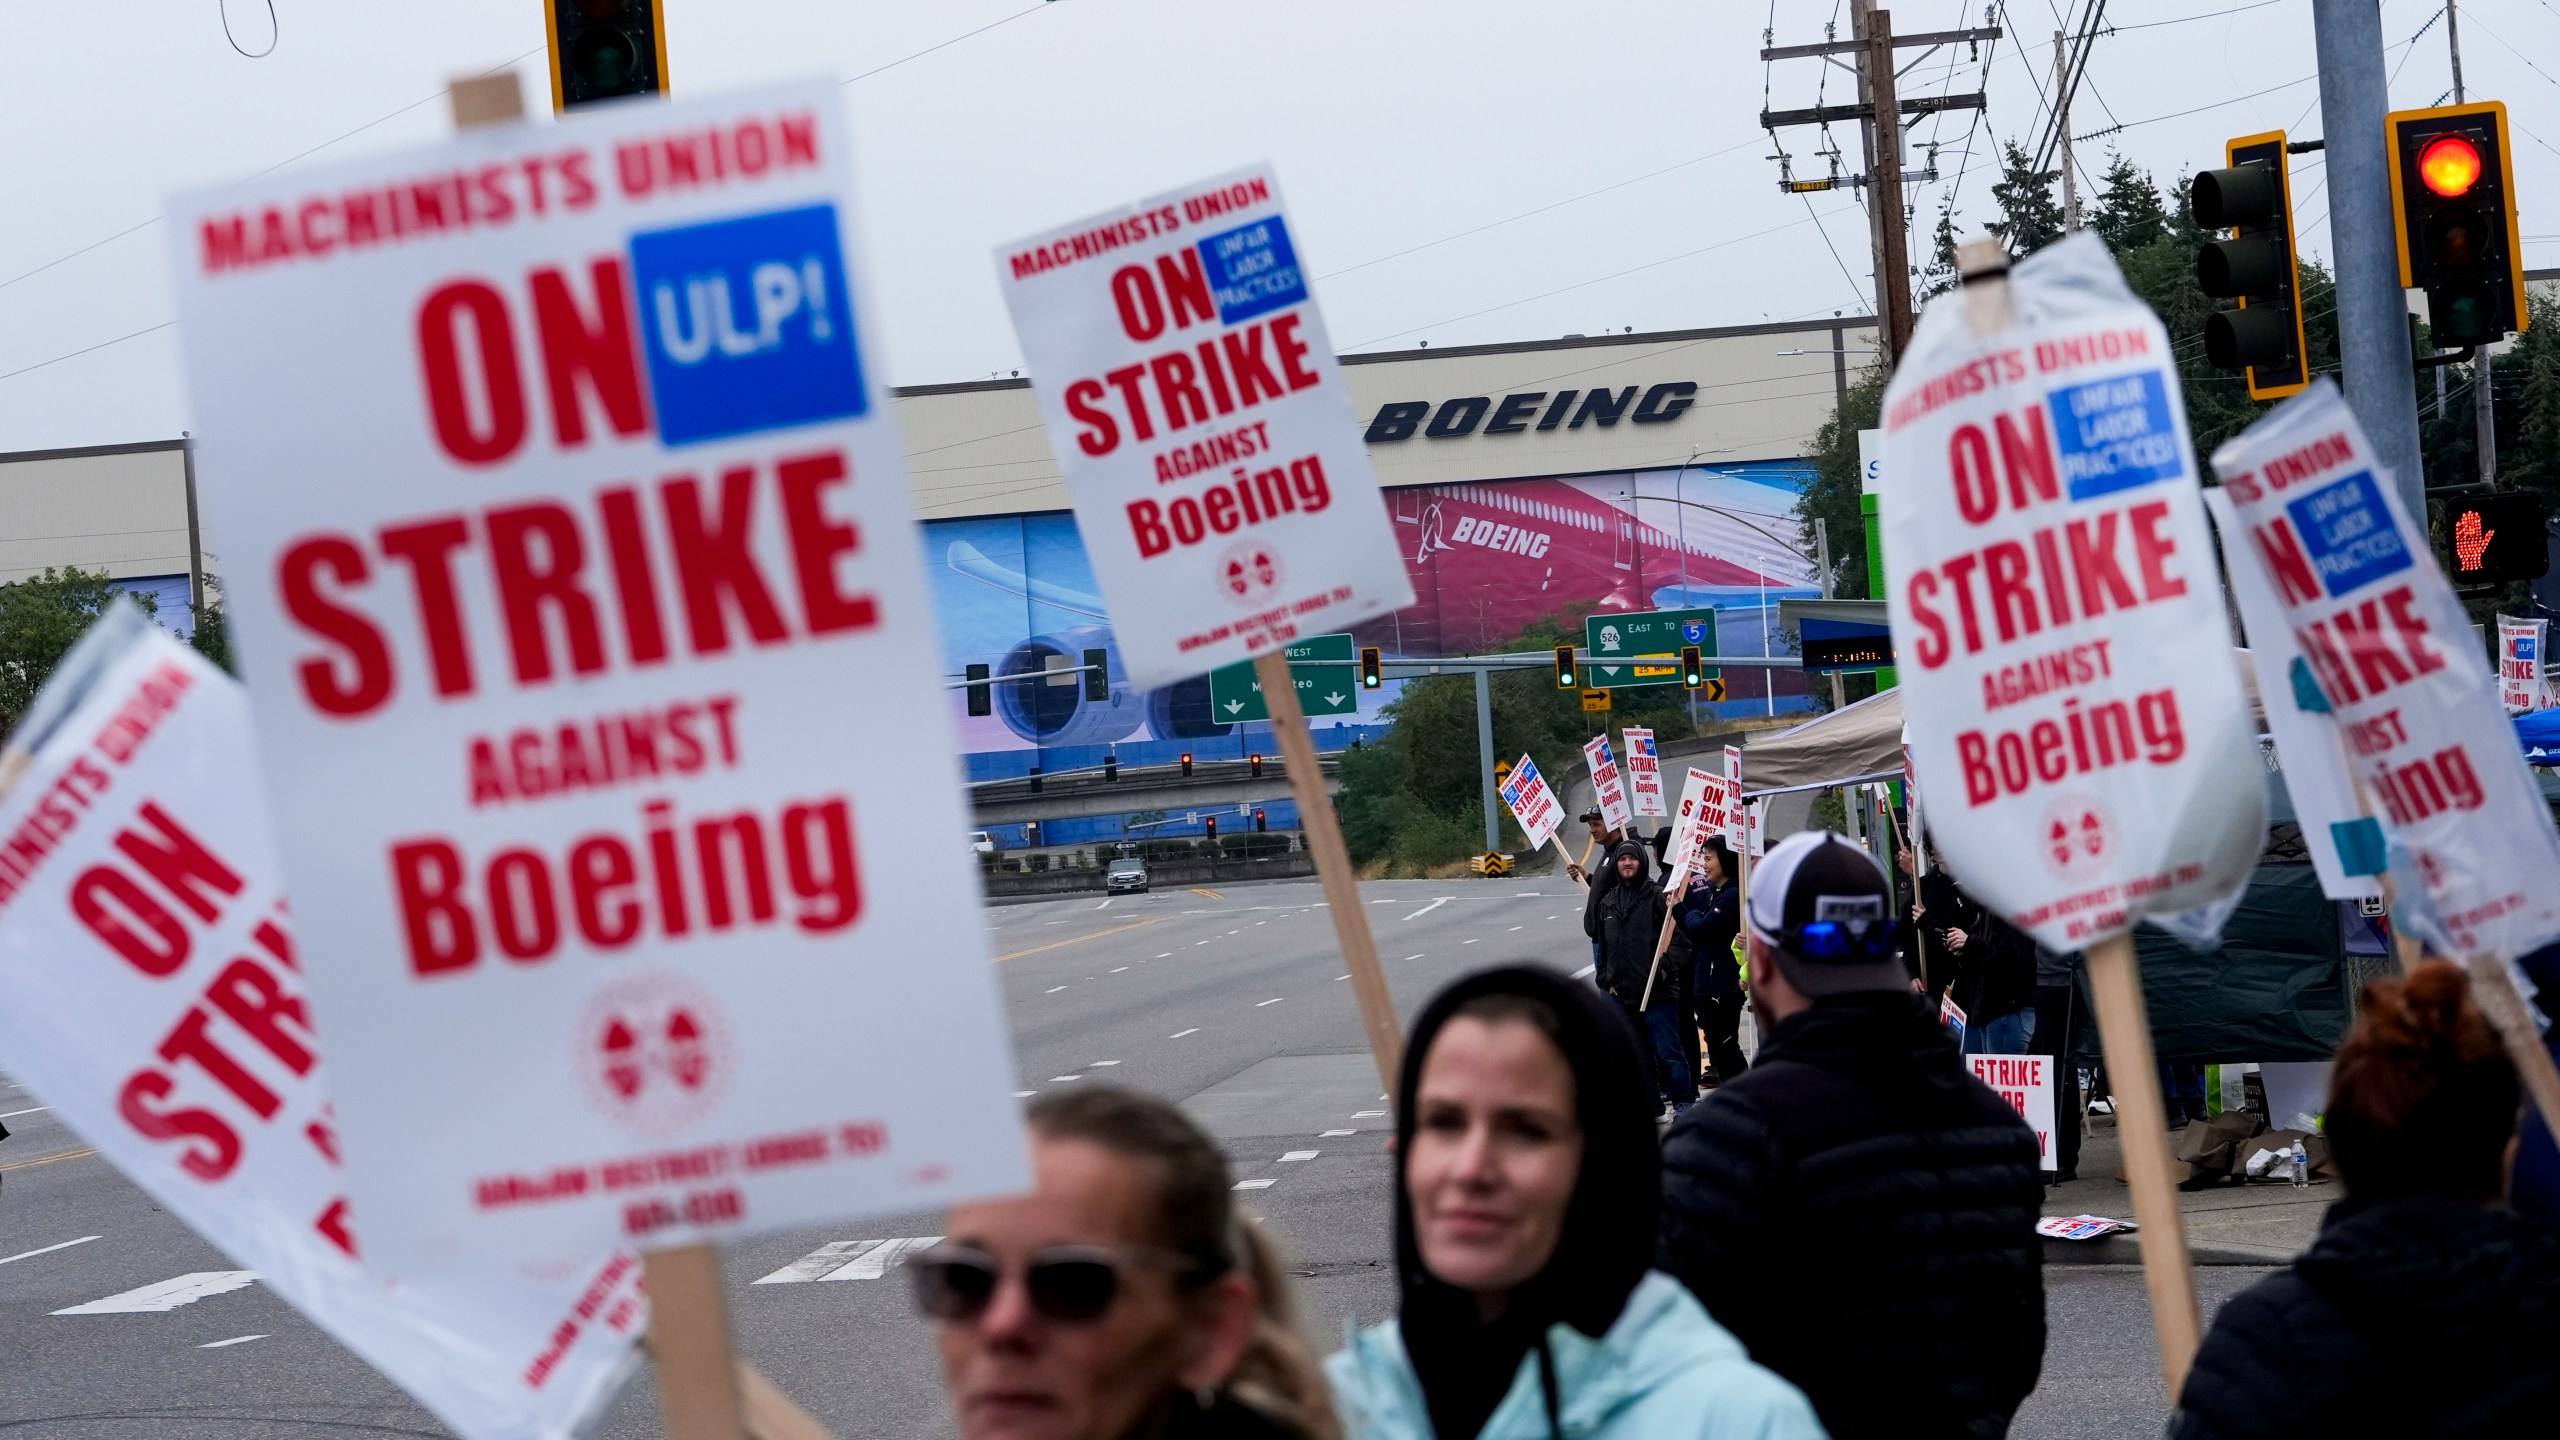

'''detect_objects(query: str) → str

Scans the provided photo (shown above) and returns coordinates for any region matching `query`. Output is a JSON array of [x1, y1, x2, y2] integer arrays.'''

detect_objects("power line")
[[0, 322, 177, 386]]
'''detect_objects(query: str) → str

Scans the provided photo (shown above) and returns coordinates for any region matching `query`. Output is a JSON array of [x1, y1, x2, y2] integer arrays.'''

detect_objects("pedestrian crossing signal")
[[965, 662, 992, 716], [1553, 645, 1578, 690], [1083, 648, 1109, 702], [2441, 492, 2548, 586], [1680, 646, 1707, 690], [1360, 646, 1383, 689]]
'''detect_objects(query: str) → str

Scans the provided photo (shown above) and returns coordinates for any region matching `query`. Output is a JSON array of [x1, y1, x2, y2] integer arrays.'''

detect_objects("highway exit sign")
[[1208, 633, 1359, 721], [1584, 608, 1721, 689]]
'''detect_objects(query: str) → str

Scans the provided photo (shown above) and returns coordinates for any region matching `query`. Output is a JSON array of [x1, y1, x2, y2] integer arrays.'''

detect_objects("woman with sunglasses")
[[919, 1086, 1339, 1440], [1327, 966, 1821, 1440]]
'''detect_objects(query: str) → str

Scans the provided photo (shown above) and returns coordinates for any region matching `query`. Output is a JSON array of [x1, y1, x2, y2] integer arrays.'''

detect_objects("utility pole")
[[1861, 7, 1916, 364], [1764, 10, 1996, 368], [2055, 30, 2080, 229], [2448, 0, 2498, 488], [2313, 0, 2426, 519]]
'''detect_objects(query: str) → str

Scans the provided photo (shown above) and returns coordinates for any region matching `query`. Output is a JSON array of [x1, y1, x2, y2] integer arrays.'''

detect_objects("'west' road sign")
[[1208, 633, 1359, 721]]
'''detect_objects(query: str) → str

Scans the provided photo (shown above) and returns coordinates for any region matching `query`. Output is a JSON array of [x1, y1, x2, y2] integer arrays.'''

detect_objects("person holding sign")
[[2169, 963, 2560, 1437], [1657, 831, 2045, 1440], [1326, 967, 1822, 1440], [923, 1087, 1339, 1440], [1583, 840, 1689, 1114], [1670, 836, 1748, 1088]]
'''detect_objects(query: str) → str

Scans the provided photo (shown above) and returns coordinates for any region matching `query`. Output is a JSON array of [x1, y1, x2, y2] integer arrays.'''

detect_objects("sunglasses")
[[909, 1244, 1202, 1325]]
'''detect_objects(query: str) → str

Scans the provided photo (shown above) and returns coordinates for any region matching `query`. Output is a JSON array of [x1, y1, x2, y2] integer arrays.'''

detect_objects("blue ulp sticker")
[[1196, 216, 1307, 325], [629, 203, 867, 446], [2048, 371, 2183, 500], [2282, 470, 2411, 598]]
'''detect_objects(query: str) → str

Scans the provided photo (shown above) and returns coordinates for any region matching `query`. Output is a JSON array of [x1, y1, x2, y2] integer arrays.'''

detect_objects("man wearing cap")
[[1655, 830, 2045, 1440]]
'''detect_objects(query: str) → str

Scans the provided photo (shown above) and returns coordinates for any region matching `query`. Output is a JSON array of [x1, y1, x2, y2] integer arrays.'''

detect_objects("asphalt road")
[[1, 875, 2274, 1438]]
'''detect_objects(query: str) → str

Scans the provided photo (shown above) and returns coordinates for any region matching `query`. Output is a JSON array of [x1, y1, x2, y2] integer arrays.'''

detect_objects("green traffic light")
[[570, 25, 642, 91]]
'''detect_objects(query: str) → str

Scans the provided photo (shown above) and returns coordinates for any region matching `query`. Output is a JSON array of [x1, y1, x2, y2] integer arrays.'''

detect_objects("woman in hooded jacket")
[[1326, 965, 1822, 1440]]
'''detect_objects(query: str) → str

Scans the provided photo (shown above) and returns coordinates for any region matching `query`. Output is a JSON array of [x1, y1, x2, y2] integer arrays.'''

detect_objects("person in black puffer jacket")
[[2170, 960, 2560, 1438], [1583, 838, 1684, 1111], [1657, 831, 2045, 1440]]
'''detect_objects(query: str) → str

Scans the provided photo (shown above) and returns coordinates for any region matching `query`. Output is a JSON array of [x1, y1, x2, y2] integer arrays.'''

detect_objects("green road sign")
[[1208, 634, 1359, 722], [1583, 609, 1721, 689]]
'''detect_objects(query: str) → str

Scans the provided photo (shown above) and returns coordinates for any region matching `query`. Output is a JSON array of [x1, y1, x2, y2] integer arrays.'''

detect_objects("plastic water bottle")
[[2290, 1139, 2310, 1189]]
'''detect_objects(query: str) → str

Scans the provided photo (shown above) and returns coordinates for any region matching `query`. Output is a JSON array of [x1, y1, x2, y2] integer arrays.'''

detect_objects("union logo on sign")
[[2039, 796, 2114, 876], [575, 971, 737, 1136], [1219, 542, 1283, 604]]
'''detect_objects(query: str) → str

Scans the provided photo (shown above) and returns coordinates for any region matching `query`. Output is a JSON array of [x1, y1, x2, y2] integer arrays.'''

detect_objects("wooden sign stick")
[[1553, 833, 1590, 888], [643, 1247, 750, 1440], [1257, 652, 1402, 1097], [2465, 955, 2560, 1142], [2082, 933, 2202, 1400]]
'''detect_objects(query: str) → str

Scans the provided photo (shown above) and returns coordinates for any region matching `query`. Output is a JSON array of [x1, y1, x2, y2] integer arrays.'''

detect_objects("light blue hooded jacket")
[[1325, 1270, 1827, 1440]]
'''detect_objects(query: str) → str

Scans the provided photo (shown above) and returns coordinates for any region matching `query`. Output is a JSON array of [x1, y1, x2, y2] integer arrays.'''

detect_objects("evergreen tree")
[[1987, 141, 2065, 258], [2089, 151, 2170, 253], [1793, 366, 1888, 601], [0, 567, 154, 735], [1917, 199, 1964, 300]]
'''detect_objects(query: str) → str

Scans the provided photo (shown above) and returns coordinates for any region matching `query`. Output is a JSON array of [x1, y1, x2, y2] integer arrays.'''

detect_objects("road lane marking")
[[1089, 1060, 1120, 1067], [0, 1236, 100, 1267], [1170, 1028, 1200, 1038], [1192, 888, 1224, 899], [54, 1272, 259, 1315], [1572, 964, 1596, 979], [1515, 891, 1544, 897], [1404, 954, 1425, 960], [1279, 1151, 1317, 1162], [1233, 1179, 1275, 1190], [1352, 1110, 1386, 1118], [994, 916, 1168, 963], [0, 1147, 95, 1174], [1255, 998, 1282, 1007], [1045, 986, 1067, 994], [1320, 1129, 1356, 1137], [823, 1236, 943, 1281], [1110, 966, 1129, 973], [1155, 953, 1173, 959], [0, 1106, 50, 1119], [1049, 1075, 1083, 1082], [1336, 974, 1350, 980], [1014, 1090, 1037, 1097], [1462, 938, 1480, 944], [756, 1240, 882, 1284], [199, 1334, 268, 1349], [1508, 926, 1523, 931], [1095, 898, 1113, 910], [1402, 898, 1450, 921]]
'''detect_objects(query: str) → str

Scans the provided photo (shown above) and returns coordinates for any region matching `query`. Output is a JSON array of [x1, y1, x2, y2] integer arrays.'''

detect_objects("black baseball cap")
[[1745, 830, 1904, 996]]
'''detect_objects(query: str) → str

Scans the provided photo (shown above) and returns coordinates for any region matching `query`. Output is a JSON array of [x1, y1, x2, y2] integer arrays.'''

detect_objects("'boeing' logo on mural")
[[1365, 383, 1699, 443]]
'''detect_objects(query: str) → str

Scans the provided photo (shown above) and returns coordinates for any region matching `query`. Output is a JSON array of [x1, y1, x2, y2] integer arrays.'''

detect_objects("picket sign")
[[167, 76, 1034, 1439], [1584, 735, 1633, 834], [1498, 754, 1584, 888], [2500, 615, 2551, 714], [1880, 235, 2271, 1398], [1622, 727, 1666, 816], [2200, 490, 2383, 902], [2208, 381, 2560, 1140], [0, 611, 639, 1440], [1968, 1054, 2058, 1172], [1639, 767, 1728, 1010], [991, 164, 1419, 1095], [992, 163, 1415, 690]]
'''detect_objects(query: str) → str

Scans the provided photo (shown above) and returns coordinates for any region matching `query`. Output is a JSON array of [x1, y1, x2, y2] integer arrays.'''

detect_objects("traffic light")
[[2441, 492, 2549, 586], [2388, 102, 2528, 347], [544, 0, 669, 113], [1205, 815, 1219, 840], [1680, 646, 1707, 690], [1249, 753, 1264, 778], [1180, 753, 1194, 778], [1359, 646, 1383, 689], [1083, 648, 1109, 702], [1104, 754, 1118, 783], [1553, 645, 1578, 690], [1254, 810, 1268, 833], [964, 662, 991, 717], [2192, 131, 2309, 400]]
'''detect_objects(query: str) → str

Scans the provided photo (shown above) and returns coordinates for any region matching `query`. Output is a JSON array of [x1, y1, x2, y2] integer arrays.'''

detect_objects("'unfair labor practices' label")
[[2051, 371, 2180, 501], [632, 202, 867, 445], [1198, 217, 1307, 325], [2284, 470, 2413, 596]]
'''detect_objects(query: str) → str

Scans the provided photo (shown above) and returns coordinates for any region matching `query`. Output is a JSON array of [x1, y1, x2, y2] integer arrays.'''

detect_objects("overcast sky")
[[0, 0, 2551, 454]]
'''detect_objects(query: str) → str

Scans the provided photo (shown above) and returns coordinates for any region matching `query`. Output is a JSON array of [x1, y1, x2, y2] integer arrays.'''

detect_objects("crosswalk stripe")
[[754, 1236, 943, 1285], [821, 1235, 941, 1282], [54, 1271, 259, 1314]]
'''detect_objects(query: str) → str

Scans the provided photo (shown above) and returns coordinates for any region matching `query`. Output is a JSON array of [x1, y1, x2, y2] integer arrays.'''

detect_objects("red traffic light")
[[2420, 134, 2483, 197]]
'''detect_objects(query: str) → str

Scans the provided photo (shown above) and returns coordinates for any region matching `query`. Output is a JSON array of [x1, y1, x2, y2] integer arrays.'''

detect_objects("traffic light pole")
[[1475, 668, 1500, 854], [2313, 0, 2427, 518]]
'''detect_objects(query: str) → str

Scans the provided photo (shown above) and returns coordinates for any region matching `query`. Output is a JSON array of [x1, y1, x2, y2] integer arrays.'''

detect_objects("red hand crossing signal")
[[2454, 508, 2494, 572], [2441, 492, 2548, 586]]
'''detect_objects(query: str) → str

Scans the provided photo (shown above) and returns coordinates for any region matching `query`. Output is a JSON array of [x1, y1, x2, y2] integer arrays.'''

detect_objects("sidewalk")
[[2040, 1111, 2333, 1267]]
